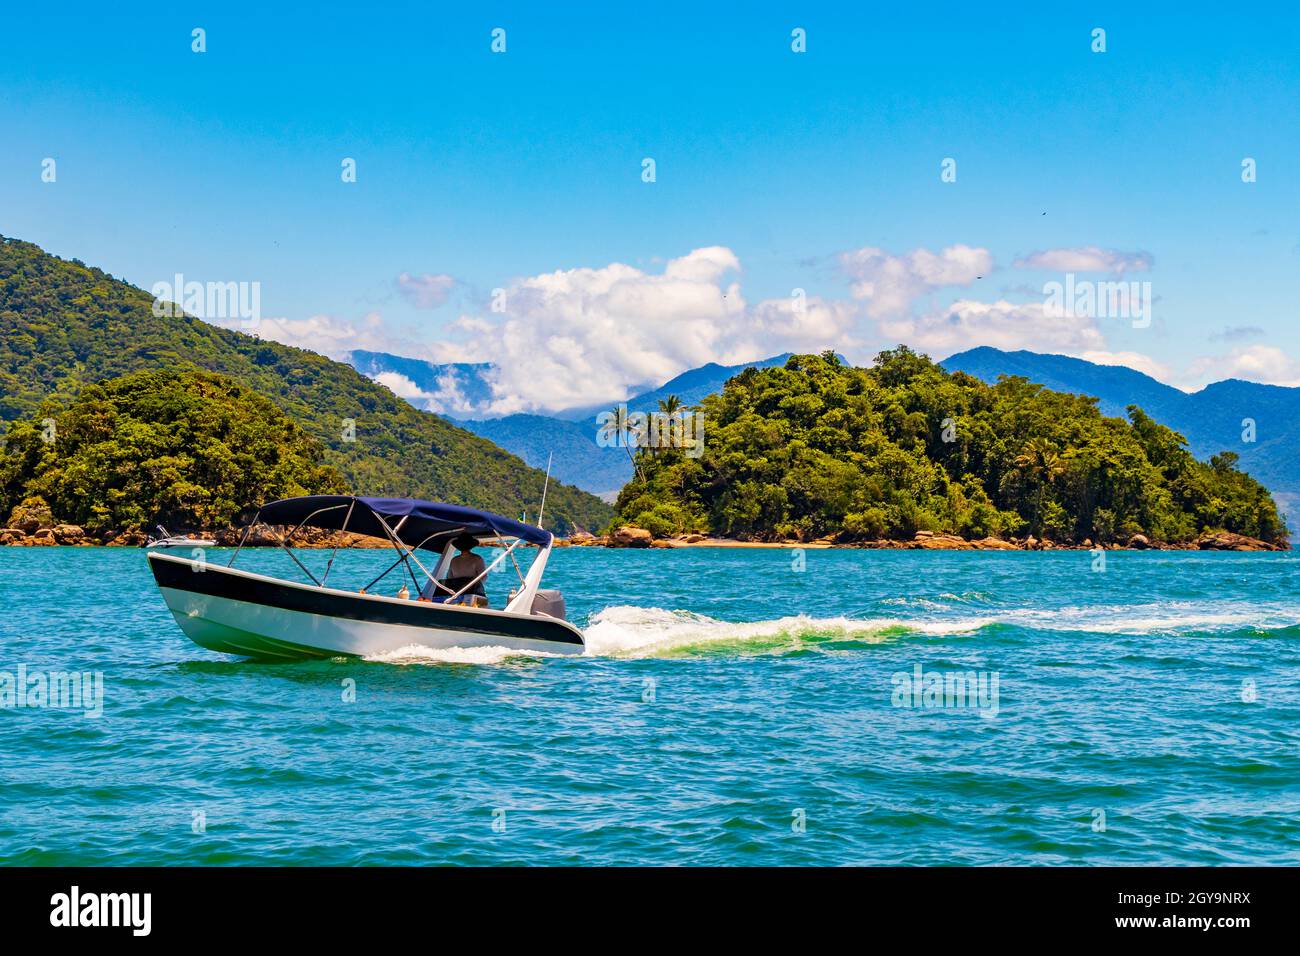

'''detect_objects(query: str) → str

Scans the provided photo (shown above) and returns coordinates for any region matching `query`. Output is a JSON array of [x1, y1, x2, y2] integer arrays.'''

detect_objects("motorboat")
[[146, 495, 584, 659], [145, 525, 218, 549]]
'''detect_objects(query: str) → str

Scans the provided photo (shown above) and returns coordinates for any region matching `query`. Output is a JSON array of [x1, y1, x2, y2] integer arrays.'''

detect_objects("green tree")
[[0, 369, 347, 532], [1012, 438, 1067, 537], [600, 404, 645, 483]]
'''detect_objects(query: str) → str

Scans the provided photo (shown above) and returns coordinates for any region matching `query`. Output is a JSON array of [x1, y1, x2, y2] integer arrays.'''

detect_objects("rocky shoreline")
[[0, 521, 1285, 553], [562, 526, 1288, 552]]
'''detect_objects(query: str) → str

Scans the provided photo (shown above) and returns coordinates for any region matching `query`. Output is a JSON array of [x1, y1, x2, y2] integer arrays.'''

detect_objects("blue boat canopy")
[[254, 495, 553, 550]]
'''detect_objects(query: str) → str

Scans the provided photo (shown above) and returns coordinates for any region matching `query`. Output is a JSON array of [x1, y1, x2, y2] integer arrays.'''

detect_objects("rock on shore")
[[905, 532, 973, 550], [571, 525, 1287, 552], [1195, 530, 1284, 551], [609, 526, 653, 548], [0, 520, 1285, 553]]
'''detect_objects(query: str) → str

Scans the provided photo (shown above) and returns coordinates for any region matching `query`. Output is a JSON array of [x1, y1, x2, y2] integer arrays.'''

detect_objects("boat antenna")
[[535, 452, 554, 529]]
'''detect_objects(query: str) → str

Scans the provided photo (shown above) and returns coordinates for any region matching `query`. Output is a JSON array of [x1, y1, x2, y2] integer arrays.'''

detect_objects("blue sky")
[[3, 2, 1298, 411]]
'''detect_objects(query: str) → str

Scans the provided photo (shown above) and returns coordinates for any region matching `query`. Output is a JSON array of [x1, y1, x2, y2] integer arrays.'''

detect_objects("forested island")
[[0, 369, 346, 544], [610, 350, 1288, 550]]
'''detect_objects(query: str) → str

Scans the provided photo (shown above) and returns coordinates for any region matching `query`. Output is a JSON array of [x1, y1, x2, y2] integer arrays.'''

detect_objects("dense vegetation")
[[0, 236, 612, 532], [944, 346, 1300, 520], [0, 370, 346, 531], [614, 350, 1289, 546]]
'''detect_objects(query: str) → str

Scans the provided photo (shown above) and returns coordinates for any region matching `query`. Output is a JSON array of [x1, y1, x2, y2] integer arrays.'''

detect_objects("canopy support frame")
[[222, 496, 546, 600]]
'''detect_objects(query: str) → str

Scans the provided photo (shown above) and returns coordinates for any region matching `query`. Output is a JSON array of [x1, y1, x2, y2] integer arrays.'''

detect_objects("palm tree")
[[1013, 438, 1065, 538], [599, 404, 645, 484], [656, 394, 684, 451]]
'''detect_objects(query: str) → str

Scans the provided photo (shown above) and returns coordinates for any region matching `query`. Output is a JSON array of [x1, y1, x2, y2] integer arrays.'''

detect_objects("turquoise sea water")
[[1, 545, 1298, 866]]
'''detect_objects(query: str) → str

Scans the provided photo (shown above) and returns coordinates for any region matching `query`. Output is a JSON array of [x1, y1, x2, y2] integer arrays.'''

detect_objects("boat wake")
[[358, 609, 944, 664], [580, 605, 976, 658], [579, 601, 1300, 658], [359, 600, 1300, 665]]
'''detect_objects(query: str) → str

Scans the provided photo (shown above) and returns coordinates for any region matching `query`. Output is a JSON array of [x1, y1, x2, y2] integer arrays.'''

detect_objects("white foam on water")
[[1002, 601, 1300, 636], [361, 600, 1299, 666], [881, 596, 950, 610], [582, 600, 1300, 659], [580, 605, 990, 658], [363, 643, 560, 665]]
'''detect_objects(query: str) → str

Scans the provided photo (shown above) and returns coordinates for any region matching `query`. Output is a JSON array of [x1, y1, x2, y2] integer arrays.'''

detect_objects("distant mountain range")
[[347, 351, 793, 497], [347, 350, 793, 422], [942, 347, 1300, 527], [457, 414, 633, 500]]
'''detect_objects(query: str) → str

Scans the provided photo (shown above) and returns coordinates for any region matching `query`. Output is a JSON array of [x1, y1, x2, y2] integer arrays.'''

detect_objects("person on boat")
[[420, 534, 490, 607], [447, 534, 489, 606]]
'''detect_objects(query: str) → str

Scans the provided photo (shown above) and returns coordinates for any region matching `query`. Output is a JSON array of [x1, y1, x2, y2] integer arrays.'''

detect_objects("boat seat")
[[421, 575, 487, 606]]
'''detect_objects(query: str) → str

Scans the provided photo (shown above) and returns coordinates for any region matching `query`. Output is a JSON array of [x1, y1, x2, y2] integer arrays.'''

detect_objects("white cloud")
[[662, 245, 740, 282], [878, 298, 1107, 357], [1188, 345, 1300, 387], [368, 369, 484, 416], [427, 247, 854, 415], [238, 244, 1239, 418], [742, 296, 859, 354], [837, 244, 1181, 381], [396, 272, 457, 309], [1013, 246, 1152, 274], [250, 311, 416, 359], [839, 244, 993, 318], [371, 371, 432, 401], [1079, 350, 1176, 384]]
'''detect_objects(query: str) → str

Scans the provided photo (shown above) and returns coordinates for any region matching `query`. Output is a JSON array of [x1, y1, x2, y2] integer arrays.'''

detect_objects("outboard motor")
[[530, 589, 567, 620]]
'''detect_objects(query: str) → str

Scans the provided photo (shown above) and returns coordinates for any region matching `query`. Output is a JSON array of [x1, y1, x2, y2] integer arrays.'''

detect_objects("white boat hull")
[[149, 553, 585, 660]]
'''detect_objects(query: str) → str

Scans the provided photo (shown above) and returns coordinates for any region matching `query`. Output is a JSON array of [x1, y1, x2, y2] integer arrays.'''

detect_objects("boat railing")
[[221, 496, 549, 612]]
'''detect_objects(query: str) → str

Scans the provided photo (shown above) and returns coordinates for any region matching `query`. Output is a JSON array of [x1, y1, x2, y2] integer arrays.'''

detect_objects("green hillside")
[[0, 369, 346, 531], [0, 236, 612, 532], [616, 349, 1288, 546]]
